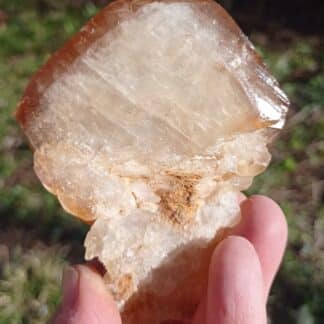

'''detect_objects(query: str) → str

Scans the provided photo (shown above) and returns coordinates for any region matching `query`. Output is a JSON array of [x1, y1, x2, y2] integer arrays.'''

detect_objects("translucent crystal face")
[[16, 0, 289, 322]]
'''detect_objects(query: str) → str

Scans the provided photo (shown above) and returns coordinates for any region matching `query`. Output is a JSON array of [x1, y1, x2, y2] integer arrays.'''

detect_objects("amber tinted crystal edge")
[[15, 0, 137, 128]]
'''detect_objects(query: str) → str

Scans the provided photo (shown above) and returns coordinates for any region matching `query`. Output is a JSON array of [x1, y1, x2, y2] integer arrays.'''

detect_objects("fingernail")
[[62, 266, 79, 308]]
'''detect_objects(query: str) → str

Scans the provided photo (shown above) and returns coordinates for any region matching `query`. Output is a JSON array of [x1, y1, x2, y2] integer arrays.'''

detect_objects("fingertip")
[[207, 236, 266, 324], [239, 195, 288, 242], [240, 195, 288, 254], [243, 195, 283, 214], [210, 236, 259, 273], [247, 195, 288, 237]]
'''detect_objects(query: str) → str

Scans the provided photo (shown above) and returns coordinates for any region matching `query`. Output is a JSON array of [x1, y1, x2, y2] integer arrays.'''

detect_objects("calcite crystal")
[[16, 0, 289, 322]]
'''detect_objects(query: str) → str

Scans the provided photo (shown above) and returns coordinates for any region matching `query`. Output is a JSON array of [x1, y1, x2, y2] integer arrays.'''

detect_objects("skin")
[[51, 195, 288, 324]]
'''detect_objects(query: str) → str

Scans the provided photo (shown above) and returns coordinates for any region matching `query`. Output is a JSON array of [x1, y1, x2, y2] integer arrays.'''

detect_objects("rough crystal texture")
[[16, 0, 289, 323]]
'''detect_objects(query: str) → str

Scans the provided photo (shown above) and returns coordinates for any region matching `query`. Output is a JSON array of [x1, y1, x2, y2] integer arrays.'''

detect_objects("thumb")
[[51, 265, 121, 324]]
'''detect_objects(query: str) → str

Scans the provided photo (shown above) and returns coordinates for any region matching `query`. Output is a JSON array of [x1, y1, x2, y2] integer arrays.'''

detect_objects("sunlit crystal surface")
[[16, 0, 289, 323]]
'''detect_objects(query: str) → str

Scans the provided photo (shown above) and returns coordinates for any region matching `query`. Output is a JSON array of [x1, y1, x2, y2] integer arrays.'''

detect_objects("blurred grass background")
[[0, 0, 323, 323]]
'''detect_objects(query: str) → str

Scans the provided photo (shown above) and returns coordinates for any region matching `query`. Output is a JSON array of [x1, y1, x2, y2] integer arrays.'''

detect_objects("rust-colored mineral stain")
[[157, 173, 202, 226], [115, 274, 134, 300]]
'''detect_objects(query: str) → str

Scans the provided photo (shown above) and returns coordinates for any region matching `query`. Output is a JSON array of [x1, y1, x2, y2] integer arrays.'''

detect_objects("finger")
[[206, 236, 267, 324], [231, 195, 288, 296], [50, 265, 121, 324], [192, 193, 247, 324]]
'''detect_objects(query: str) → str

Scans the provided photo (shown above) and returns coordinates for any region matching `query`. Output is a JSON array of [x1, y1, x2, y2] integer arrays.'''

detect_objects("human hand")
[[50, 195, 287, 324]]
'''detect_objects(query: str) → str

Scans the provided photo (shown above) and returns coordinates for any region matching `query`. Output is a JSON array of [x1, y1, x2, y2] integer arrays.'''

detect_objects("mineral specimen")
[[16, 0, 289, 323]]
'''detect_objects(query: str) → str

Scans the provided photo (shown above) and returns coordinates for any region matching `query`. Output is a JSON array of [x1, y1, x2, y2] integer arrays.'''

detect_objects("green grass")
[[0, 245, 66, 324], [0, 1, 323, 323], [248, 33, 324, 324]]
